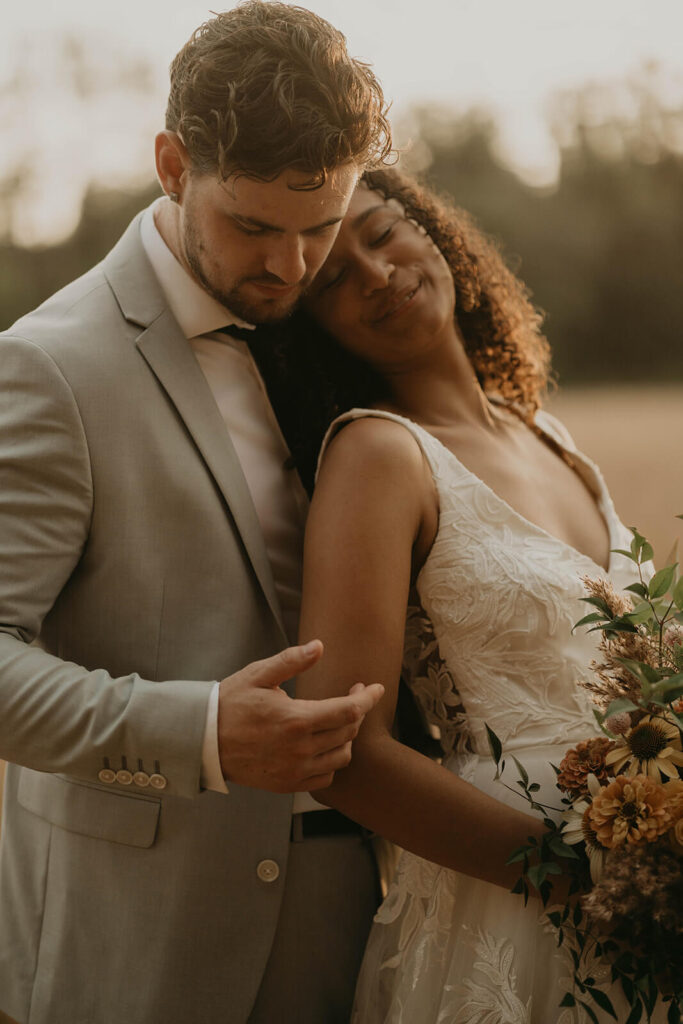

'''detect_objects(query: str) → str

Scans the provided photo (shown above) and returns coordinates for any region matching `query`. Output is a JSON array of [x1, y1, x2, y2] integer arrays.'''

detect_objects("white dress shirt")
[[140, 200, 324, 811]]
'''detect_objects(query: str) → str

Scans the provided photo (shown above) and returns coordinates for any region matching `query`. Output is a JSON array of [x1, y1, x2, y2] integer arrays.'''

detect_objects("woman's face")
[[303, 185, 456, 370]]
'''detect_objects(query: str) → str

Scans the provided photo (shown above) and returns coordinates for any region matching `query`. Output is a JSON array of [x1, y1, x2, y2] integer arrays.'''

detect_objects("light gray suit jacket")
[[0, 214, 296, 1023]]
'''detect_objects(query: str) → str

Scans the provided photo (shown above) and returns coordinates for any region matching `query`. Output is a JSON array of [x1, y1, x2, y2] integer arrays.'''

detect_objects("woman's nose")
[[361, 255, 395, 295]]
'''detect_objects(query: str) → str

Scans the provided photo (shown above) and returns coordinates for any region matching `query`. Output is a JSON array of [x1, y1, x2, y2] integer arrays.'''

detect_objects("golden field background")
[[1, 385, 682, 832]]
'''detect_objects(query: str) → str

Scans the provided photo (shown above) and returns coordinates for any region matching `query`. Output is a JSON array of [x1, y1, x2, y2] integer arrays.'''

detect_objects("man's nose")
[[264, 236, 307, 285]]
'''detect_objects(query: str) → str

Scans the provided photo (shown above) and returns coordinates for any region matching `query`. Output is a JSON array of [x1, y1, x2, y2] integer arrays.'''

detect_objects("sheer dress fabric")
[[317, 408, 666, 1024]]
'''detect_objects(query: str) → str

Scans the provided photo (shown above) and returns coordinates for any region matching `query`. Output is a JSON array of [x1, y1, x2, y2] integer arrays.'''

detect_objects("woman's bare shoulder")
[[318, 413, 427, 482]]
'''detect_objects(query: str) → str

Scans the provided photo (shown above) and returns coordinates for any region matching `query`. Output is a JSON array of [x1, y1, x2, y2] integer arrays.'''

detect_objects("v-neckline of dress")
[[392, 408, 616, 576]]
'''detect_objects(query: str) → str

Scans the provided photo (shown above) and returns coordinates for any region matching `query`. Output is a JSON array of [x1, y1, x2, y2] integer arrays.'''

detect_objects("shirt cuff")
[[201, 681, 229, 793]]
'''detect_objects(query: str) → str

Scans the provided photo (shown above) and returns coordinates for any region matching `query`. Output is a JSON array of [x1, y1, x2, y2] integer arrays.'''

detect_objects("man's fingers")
[[301, 773, 335, 792], [349, 682, 385, 714], [301, 683, 385, 733], [311, 740, 354, 776], [239, 640, 324, 690], [308, 721, 361, 755], [303, 736, 361, 790]]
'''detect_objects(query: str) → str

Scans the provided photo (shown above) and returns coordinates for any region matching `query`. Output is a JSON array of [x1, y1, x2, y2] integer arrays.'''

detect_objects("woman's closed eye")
[[369, 225, 393, 246], [367, 216, 401, 247], [319, 267, 347, 292]]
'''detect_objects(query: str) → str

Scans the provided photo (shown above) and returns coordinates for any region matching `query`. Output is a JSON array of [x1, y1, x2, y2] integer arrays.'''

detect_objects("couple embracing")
[[0, 4, 639, 1023]]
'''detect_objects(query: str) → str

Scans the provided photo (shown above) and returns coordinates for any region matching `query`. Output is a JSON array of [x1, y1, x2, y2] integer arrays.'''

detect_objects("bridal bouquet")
[[488, 524, 683, 1024]]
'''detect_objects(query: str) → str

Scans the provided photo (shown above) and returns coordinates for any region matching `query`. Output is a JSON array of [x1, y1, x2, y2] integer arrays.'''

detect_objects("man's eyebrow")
[[231, 213, 343, 234]]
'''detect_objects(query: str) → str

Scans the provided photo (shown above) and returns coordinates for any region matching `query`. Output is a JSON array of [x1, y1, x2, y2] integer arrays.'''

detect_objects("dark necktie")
[[216, 323, 259, 343]]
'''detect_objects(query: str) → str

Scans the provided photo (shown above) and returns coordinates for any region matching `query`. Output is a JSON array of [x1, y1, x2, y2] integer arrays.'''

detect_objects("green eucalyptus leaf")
[[630, 530, 644, 558], [625, 1000, 643, 1024], [604, 697, 639, 718], [592, 707, 615, 737], [559, 993, 576, 1007], [624, 582, 649, 598], [511, 756, 529, 785], [573, 612, 610, 631], [612, 548, 636, 560], [666, 1001, 681, 1024], [627, 603, 656, 626], [651, 675, 683, 702], [648, 564, 678, 599], [629, 529, 654, 563], [613, 657, 662, 684], [602, 615, 639, 635], [552, 838, 580, 859], [586, 987, 618, 1019], [577, 998, 601, 1024], [485, 724, 502, 765], [621, 975, 635, 1005], [673, 577, 683, 610]]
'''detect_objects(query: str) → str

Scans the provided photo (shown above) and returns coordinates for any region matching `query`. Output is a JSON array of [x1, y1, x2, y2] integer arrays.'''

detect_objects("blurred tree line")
[[0, 71, 681, 385]]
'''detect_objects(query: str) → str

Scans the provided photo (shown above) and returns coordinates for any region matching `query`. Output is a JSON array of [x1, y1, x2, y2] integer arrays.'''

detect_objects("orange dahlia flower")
[[588, 774, 672, 848]]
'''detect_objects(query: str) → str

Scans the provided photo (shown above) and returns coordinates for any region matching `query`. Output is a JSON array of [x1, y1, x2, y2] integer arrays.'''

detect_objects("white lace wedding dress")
[[320, 408, 664, 1024]]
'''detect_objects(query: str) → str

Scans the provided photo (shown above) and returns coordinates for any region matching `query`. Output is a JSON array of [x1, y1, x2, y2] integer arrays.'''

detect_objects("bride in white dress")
[[289, 169, 664, 1023]]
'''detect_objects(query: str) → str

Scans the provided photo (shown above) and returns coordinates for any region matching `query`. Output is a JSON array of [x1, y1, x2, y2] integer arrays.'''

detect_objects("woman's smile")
[[371, 279, 423, 324]]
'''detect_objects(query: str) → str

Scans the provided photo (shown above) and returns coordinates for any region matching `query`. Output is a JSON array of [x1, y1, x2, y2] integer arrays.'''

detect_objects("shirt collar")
[[140, 198, 255, 340]]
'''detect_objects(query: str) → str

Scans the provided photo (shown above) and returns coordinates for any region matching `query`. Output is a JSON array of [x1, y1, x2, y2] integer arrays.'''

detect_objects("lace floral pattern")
[[321, 409, 651, 1023], [402, 592, 470, 759], [454, 928, 532, 1023]]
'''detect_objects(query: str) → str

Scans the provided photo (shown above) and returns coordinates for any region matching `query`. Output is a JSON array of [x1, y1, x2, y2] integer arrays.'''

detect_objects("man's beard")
[[183, 223, 305, 325]]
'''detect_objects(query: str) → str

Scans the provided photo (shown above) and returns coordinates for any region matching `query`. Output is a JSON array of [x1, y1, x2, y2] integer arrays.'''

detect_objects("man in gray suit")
[[0, 5, 390, 1021]]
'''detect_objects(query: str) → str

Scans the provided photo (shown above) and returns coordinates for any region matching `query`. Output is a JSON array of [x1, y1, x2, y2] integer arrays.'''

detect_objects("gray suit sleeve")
[[0, 335, 213, 798]]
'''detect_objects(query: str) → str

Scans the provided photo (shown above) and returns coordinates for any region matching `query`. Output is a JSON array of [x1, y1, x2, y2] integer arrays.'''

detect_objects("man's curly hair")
[[249, 167, 554, 493], [166, 1, 392, 185]]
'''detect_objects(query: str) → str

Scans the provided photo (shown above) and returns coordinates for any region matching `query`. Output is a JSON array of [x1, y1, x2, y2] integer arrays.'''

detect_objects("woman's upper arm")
[[297, 417, 435, 732]]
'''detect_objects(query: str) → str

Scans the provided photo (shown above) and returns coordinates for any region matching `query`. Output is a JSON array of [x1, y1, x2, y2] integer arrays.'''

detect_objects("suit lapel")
[[103, 214, 287, 640]]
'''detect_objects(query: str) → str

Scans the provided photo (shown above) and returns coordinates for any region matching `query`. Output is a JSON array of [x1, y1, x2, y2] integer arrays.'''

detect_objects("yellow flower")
[[605, 713, 683, 780], [588, 774, 671, 848], [562, 774, 605, 880]]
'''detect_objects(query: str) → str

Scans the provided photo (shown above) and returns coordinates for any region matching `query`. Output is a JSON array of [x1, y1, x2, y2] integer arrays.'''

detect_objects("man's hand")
[[217, 640, 384, 792]]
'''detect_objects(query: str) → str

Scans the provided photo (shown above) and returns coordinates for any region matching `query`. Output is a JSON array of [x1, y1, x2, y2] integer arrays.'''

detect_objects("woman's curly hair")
[[249, 167, 553, 494]]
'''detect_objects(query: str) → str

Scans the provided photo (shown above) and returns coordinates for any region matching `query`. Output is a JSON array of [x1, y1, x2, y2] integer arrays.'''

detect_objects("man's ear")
[[155, 131, 191, 201]]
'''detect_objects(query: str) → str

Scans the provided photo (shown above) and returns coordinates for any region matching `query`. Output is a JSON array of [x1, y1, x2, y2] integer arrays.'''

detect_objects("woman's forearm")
[[315, 731, 545, 890]]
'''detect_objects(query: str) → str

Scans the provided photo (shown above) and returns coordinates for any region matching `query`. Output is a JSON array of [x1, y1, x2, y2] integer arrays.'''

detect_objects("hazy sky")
[[2, 0, 682, 244]]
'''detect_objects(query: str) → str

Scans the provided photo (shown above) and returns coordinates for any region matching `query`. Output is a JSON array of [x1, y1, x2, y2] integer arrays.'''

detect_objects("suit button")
[[256, 859, 280, 883], [98, 768, 116, 785], [149, 773, 167, 790], [116, 769, 133, 786], [133, 771, 150, 788]]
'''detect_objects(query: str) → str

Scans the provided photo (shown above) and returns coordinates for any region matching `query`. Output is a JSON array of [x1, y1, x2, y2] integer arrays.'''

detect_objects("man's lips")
[[372, 280, 422, 324], [248, 280, 301, 298]]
